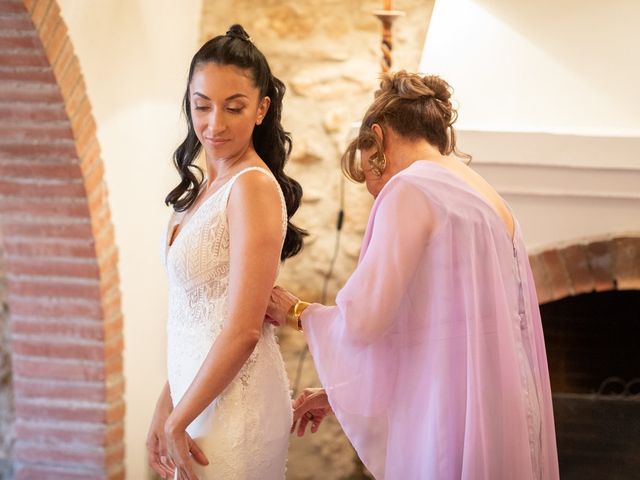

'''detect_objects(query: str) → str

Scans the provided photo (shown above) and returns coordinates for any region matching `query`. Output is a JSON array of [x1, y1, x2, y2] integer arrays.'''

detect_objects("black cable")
[[292, 172, 346, 396]]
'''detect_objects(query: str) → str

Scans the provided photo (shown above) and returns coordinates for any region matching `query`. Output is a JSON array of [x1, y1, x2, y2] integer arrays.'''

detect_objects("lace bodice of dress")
[[163, 166, 290, 431]]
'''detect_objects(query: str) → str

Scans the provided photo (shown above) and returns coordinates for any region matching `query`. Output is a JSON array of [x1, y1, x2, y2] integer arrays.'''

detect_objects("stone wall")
[[200, 1, 434, 478]]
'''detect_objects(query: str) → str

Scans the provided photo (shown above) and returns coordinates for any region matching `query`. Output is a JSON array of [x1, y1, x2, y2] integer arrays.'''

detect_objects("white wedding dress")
[[163, 167, 292, 479]]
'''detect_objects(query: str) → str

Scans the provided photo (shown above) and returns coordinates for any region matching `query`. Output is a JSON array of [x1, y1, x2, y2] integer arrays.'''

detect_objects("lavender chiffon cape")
[[302, 161, 559, 479]]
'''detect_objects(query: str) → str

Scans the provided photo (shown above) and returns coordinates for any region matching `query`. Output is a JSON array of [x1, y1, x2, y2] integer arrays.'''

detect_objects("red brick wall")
[[0, 243, 15, 478], [0, 0, 124, 478], [530, 236, 640, 304]]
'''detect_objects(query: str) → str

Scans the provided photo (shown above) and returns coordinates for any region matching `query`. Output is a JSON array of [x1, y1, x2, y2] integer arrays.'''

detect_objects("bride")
[[145, 25, 305, 480]]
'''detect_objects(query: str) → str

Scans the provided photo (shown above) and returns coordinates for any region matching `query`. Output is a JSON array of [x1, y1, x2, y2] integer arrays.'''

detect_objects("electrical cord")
[[292, 171, 346, 396]]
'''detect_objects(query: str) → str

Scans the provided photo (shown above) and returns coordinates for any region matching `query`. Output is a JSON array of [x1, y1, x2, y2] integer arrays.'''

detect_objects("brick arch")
[[0, 1, 124, 479], [528, 235, 640, 305]]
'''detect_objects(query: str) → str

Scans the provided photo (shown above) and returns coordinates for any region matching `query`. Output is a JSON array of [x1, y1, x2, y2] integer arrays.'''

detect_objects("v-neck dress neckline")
[[166, 166, 266, 254]]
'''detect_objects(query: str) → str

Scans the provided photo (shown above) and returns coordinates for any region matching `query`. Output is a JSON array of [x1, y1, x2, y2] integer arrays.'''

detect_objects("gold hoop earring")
[[369, 150, 387, 177]]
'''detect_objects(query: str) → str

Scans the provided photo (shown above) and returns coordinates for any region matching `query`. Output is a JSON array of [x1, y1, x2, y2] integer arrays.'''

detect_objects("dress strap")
[[229, 166, 275, 184], [224, 166, 281, 200]]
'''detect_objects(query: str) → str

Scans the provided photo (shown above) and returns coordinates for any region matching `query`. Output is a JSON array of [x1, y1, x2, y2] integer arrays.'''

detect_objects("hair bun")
[[226, 24, 251, 42], [422, 75, 452, 104], [377, 70, 439, 102]]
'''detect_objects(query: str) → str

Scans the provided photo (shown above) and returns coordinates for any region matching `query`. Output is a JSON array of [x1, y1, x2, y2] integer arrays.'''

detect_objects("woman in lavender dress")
[[268, 71, 559, 480]]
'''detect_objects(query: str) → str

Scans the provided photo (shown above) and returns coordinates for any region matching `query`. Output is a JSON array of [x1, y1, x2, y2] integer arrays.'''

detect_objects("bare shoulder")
[[230, 169, 280, 203], [227, 169, 282, 226]]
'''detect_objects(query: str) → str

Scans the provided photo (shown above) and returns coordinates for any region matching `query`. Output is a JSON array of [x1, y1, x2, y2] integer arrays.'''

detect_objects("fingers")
[[306, 389, 328, 406], [158, 454, 174, 478], [146, 443, 160, 474], [158, 433, 175, 477], [291, 388, 330, 436], [297, 411, 312, 436], [146, 435, 173, 479], [267, 286, 298, 327], [145, 437, 162, 478], [163, 455, 176, 470], [175, 462, 199, 480], [166, 431, 199, 480], [293, 391, 327, 423], [148, 451, 165, 478], [310, 411, 326, 433], [292, 390, 310, 412], [292, 387, 323, 412], [291, 407, 330, 436], [159, 434, 175, 468], [292, 407, 305, 424], [187, 434, 209, 466], [264, 308, 283, 327], [160, 455, 175, 478]]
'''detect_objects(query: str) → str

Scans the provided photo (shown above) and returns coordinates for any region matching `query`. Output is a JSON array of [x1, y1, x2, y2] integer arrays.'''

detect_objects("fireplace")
[[540, 290, 640, 479]]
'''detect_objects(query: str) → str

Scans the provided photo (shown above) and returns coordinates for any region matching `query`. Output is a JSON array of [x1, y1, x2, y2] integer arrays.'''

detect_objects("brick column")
[[0, 0, 124, 478]]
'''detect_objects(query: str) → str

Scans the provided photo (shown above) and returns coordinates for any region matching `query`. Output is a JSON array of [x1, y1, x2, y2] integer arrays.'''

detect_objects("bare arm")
[[165, 171, 284, 434], [156, 381, 172, 413], [147, 382, 173, 478]]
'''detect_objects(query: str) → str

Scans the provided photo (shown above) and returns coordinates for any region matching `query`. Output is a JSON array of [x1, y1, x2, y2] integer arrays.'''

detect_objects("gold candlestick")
[[373, 9, 405, 73]]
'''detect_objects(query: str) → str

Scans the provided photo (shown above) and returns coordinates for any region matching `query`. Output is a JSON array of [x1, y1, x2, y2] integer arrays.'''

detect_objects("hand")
[[291, 388, 333, 436], [146, 388, 175, 479], [265, 285, 299, 327], [164, 422, 209, 480]]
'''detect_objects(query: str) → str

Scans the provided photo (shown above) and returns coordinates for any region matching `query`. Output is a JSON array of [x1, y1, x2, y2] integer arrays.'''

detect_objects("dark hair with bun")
[[342, 70, 471, 182], [224, 24, 251, 41], [165, 24, 306, 260]]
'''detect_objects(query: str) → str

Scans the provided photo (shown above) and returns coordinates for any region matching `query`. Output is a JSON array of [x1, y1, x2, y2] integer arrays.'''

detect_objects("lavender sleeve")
[[302, 178, 434, 477]]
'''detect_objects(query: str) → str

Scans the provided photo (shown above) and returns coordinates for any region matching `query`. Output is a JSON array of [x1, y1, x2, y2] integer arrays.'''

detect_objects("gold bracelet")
[[286, 300, 310, 331]]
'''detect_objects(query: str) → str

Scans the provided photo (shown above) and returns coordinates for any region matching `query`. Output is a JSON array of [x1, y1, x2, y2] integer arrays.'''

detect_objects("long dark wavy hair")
[[165, 24, 306, 260]]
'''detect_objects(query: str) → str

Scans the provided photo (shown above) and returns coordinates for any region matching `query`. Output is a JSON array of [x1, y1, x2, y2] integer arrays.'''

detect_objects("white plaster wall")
[[421, 0, 640, 136], [57, 1, 202, 477], [421, 0, 640, 252]]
